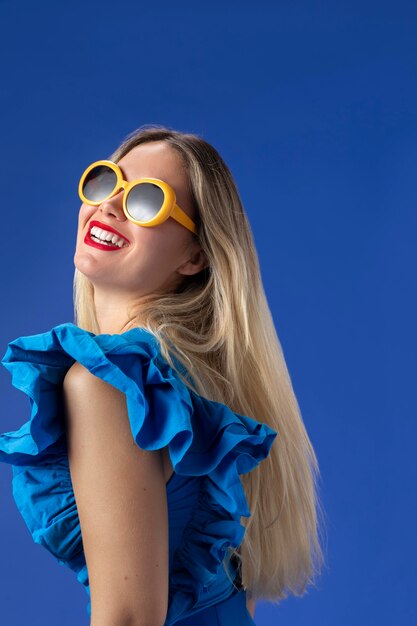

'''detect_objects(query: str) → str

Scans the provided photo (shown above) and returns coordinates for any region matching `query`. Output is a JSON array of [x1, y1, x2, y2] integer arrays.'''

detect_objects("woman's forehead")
[[118, 142, 184, 182]]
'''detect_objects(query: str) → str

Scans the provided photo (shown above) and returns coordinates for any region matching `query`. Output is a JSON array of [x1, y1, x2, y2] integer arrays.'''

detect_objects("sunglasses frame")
[[78, 159, 198, 235]]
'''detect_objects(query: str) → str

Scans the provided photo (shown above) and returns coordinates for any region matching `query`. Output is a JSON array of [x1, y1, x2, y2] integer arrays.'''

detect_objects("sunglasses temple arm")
[[172, 204, 198, 235]]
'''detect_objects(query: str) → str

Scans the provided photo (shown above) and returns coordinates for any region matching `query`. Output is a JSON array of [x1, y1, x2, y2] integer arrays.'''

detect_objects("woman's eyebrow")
[[115, 162, 128, 180], [116, 162, 144, 183], [117, 161, 178, 190], [117, 163, 153, 183]]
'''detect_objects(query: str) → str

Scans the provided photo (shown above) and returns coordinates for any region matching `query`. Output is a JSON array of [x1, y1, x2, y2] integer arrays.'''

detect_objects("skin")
[[74, 140, 207, 334], [64, 369, 169, 626], [64, 141, 255, 624]]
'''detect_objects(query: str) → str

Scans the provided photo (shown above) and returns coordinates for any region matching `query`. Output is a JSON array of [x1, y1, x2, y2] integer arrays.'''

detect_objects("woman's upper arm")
[[63, 362, 168, 626]]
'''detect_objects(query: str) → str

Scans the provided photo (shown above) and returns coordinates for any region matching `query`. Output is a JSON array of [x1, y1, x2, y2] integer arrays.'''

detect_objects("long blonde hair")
[[73, 124, 326, 604]]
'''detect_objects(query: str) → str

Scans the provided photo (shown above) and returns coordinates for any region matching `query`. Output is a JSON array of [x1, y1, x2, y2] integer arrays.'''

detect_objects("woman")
[[0, 125, 324, 625]]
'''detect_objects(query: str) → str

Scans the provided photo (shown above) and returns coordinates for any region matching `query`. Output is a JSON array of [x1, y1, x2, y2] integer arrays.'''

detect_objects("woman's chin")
[[74, 257, 104, 284], [74, 249, 108, 275]]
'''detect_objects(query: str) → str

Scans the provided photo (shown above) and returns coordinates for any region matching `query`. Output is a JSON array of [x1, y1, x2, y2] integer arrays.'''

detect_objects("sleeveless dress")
[[0, 323, 278, 625]]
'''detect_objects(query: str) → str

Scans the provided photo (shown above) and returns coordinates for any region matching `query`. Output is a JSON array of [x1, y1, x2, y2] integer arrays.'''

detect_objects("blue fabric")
[[0, 322, 277, 625]]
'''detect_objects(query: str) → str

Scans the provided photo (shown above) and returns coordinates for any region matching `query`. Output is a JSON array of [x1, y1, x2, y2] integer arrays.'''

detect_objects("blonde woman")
[[0, 125, 324, 625]]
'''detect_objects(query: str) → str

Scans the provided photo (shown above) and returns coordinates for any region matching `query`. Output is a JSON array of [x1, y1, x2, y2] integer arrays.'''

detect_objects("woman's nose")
[[99, 191, 127, 221]]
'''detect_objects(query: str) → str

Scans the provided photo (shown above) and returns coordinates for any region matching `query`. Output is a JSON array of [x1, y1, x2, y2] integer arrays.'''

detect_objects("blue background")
[[0, 1, 416, 624]]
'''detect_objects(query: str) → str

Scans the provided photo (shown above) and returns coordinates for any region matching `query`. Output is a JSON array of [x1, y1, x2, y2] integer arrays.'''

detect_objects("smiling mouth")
[[86, 222, 130, 248], [84, 228, 129, 250]]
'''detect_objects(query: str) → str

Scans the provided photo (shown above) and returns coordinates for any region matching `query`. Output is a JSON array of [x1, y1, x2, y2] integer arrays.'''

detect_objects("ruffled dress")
[[0, 323, 278, 625]]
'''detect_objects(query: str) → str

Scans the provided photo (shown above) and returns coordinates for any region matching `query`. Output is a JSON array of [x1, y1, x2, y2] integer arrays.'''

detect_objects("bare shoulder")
[[63, 361, 105, 389], [62, 361, 126, 404], [62, 360, 174, 484]]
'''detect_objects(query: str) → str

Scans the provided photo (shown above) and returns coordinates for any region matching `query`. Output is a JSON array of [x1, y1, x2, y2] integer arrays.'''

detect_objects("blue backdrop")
[[0, 1, 415, 625]]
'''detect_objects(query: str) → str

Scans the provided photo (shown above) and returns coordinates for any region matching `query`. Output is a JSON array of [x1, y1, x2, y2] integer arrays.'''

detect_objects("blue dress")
[[0, 323, 277, 625]]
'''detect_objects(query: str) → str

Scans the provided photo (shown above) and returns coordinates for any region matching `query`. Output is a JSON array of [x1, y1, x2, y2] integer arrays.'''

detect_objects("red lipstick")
[[88, 220, 130, 243], [84, 220, 130, 251]]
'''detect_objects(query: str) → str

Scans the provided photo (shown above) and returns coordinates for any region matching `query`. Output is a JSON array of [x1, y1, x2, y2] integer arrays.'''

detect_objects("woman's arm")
[[63, 362, 169, 626]]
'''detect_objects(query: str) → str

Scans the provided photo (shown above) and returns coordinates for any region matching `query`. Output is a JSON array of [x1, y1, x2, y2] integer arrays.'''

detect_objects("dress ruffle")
[[0, 323, 278, 624]]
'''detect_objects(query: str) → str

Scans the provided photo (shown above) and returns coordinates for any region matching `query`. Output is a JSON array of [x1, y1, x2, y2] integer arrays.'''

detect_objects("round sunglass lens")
[[126, 183, 164, 222], [82, 165, 118, 202]]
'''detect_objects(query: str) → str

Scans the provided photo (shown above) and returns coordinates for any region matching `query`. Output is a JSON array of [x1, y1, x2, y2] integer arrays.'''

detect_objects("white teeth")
[[91, 234, 119, 246], [90, 226, 128, 248]]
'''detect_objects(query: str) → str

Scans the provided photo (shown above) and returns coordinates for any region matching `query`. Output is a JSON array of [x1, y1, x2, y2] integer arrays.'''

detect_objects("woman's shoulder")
[[1, 320, 278, 519], [2, 319, 277, 491], [1, 319, 278, 485], [0, 321, 277, 623]]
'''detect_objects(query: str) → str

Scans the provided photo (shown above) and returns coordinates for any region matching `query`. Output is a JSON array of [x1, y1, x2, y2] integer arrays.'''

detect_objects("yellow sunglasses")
[[78, 159, 198, 235]]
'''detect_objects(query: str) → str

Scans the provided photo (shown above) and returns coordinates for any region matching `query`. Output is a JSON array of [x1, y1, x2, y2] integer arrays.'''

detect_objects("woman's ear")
[[176, 244, 209, 276]]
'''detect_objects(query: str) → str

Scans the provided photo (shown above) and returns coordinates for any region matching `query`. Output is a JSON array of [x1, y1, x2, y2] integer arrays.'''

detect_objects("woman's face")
[[74, 141, 206, 301]]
